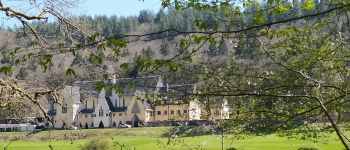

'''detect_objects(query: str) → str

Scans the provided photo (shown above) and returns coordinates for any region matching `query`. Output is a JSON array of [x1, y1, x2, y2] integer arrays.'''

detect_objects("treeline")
[[2, 0, 349, 82], [29, 0, 337, 36], [26, 0, 347, 57]]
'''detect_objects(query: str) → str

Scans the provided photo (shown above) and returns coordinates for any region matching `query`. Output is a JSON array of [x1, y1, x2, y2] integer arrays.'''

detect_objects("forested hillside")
[[2, 0, 346, 86]]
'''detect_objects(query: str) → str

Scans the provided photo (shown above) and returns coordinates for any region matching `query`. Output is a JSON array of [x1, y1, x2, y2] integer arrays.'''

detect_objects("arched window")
[[62, 103, 68, 113], [99, 107, 104, 117]]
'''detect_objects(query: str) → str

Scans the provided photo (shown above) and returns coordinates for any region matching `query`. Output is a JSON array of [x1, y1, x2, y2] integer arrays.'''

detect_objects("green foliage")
[[2, 1, 350, 148], [89, 54, 103, 65], [0, 66, 11, 75], [301, 0, 316, 11], [120, 63, 129, 70], [38, 54, 53, 72], [80, 138, 110, 150], [65, 68, 76, 77], [93, 81, 105, 91]]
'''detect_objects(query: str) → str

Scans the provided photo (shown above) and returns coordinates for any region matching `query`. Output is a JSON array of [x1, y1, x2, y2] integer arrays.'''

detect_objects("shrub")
[[80, 139, 110, 150]]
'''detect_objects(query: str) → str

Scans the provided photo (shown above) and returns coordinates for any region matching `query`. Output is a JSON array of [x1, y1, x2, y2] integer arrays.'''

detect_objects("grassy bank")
[[0, 127, 344, 150]]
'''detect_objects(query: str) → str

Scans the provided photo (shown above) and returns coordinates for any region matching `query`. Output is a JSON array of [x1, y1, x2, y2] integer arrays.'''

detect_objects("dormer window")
[[62, 104, 68, 113]]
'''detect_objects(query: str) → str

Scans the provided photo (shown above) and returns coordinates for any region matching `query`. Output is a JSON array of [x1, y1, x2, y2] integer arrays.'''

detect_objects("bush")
[[165, 126, 219, 137], [80, 139, 110, 150]]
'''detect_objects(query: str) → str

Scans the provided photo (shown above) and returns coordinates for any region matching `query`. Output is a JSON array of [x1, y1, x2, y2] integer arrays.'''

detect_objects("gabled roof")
[[131, 102, 141, 113], [105, 97, 127, 112]]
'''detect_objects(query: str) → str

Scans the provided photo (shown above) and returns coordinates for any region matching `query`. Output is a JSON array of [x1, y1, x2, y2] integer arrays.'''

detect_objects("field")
[[0, 127, 344, 150]]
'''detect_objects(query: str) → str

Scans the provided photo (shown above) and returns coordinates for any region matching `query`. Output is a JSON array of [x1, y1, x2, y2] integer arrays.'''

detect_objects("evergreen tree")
[[16, 67, 28, 80], [217, 41, 228, 56], [138, 10, 154, 24], [142, 46, 155, 59], [159, 39, 170, 56], [207, 43, 218, 56]]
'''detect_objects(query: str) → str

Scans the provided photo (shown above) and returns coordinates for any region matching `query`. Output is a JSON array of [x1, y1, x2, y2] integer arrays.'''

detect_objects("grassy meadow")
[[0, 127, 345, 150]]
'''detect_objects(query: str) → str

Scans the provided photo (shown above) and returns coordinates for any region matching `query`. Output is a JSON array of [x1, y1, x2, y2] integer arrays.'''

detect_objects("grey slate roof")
[[158, 84, 196, 103], [80, 109, 94, 113], [116, 76, 161, 95], [105, 97, 127, 112], [47, 107, 56, 116], [80, 93, 98, 102], [72, 81, 98, 94]]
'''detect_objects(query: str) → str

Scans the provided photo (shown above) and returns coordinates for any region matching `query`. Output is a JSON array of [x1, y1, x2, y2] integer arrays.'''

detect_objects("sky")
[[73, 0, 162, 17], [0, 0, 162, 28]]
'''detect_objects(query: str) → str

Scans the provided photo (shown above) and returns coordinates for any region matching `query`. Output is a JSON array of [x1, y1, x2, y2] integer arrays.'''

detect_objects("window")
[[93, 100, 96, 109], [177, 110, 181, 114], [170, 110, 174, 114], [106, 113, 109, 116], [157, 111, 161, 115], [119, 113, 122, 116], [183, 110, 188, 114], [85, 100, 87, 109], [85, 114, 88, 118], [164, 110, 168, 115], [62, 104, 68, 113], [91, 114, 96, 117], [123, 99, 125, 107], [99, 107, 104, 117], [113, 113, 116, 117]]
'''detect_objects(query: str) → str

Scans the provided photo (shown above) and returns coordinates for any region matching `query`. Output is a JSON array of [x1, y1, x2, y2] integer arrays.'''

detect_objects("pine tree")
[[160, 39, 170, 56], [217, 41, 228, 56]]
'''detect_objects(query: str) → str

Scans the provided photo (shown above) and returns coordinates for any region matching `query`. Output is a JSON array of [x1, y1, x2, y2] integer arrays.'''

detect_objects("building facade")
[[50, 75, 230, 129]]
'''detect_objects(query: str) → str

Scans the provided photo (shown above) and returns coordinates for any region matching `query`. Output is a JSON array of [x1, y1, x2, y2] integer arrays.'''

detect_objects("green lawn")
[[0, 127, 345, 150]]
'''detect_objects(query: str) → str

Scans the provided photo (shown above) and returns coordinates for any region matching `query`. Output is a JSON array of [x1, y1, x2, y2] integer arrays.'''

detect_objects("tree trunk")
[[317, 98, 349, 150]]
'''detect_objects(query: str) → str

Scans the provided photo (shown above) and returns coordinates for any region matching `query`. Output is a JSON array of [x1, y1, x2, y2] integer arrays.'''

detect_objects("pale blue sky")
[[0, 0, 162, 28], [74, 0, 162, 17]]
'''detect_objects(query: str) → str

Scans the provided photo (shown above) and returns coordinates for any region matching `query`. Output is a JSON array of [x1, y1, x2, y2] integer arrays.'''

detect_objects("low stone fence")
[[0, 124, 36, 132]]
